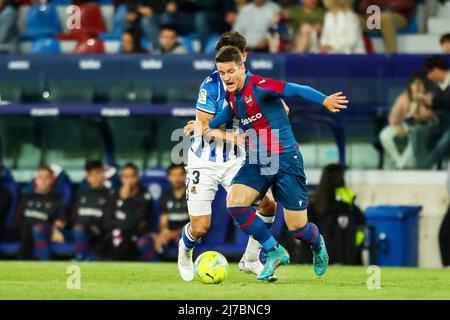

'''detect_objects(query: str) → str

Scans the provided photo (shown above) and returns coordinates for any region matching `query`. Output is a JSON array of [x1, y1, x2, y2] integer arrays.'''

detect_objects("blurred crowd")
[[0, 161, 190, 261], [378, 55, 450, 170], [0, 0, 450, 55]]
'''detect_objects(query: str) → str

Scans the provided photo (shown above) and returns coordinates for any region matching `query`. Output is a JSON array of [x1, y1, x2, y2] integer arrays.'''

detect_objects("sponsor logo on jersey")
[[198, 88, 207, 104], [240, 113, 262, 126]]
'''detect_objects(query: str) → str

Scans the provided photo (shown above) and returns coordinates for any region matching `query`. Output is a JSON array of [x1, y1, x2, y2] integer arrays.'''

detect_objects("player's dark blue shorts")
[[231, 149, 308, 211]]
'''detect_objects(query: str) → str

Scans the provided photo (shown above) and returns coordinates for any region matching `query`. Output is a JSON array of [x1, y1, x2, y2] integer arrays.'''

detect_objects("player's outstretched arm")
[[283, 83, 348, 113], [184, 106, 235, 139]]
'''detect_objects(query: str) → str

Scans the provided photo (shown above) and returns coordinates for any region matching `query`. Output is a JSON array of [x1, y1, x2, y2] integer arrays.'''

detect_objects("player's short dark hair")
[[159, 23, 179, 35], [215, 31, 247, 53], [167, 163, 185, 175], [121, 162, 139, 175], [424, 55, 449, 72], [215, 46, 243, 65], [37, 165, 54, 176], [440, 33, 450, 44], [85, 160, 103, 172]]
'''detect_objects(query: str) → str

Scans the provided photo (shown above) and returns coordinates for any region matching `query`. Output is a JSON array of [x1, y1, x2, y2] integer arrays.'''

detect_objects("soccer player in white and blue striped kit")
[[178, 32, 279, 282]]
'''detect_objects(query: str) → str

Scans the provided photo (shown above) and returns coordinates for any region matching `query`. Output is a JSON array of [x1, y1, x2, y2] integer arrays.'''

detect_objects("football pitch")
[[0, 262, 449, 300]]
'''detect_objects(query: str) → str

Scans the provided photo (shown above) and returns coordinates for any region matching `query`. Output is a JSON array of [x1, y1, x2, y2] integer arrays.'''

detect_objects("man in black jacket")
[[421, 56, 450, 169], [72, 160, 112, 261], [106, 163, 153, 260], [18, 166, 67, 260]]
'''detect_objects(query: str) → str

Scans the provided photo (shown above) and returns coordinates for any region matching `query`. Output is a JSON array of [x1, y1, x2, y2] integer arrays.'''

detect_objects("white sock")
[[255, 211, 276, 225], [244, 236, 262, 262]]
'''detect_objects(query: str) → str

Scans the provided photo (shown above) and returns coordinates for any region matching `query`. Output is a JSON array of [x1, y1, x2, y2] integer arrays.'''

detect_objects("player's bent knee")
[[257, 196, 277, 215], [284, 209, 309, 230]]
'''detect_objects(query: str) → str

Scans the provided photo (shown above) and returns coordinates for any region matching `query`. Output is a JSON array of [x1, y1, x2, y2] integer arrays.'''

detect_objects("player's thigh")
[[273, 171, 309, 212], [221, 158, 244, 193], [185, 165, 220, 214], [227, 162, 272, 207]]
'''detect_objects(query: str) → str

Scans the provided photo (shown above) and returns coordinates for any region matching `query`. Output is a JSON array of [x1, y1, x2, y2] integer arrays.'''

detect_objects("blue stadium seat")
[[178, 34, 199, 54], [140, 167, 172, 232], [204, 34, 220, 54], [49, 0, 72, 4], [25, 4, 62, 39], [99, 4, 126, 40], [0, 166, 19, 228], [30, 38, 61, 54]]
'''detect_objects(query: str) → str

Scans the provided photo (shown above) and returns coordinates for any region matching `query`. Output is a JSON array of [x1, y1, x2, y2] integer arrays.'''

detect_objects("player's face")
[[168, 167, 186, 191], [86, 168, 105, 189], [121, 167, 139, 188], [217, 61, 246, 92], [35, 169, 54, 194]]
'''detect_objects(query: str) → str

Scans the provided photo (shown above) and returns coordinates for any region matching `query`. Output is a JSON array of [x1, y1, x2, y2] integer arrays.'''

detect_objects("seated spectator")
[[121, 28, 146, 54], [439, 160, 450, 267], [307, 164, 366, 265], [153, 24, 187, 54], [233, 0, 281, 52], [0, 184, 11, 238], [419, 56, 450, 169], [17, 166, 67, 261], [319, 0, 365, 54], [106, 163, 153, 261], [72, 160, 112, 261], [285, 0, 325, 53], [0, 0, 19, 54], [358, 0, 415, 54], [379, 72, 438, 169], [119, 0, 176, 51], [441, 33, 450, 54], [150, 164, 189, 257]]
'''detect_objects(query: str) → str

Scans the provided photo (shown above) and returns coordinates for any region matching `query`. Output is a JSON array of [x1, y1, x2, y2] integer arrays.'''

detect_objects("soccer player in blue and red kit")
[[185, 46, 349, 280]]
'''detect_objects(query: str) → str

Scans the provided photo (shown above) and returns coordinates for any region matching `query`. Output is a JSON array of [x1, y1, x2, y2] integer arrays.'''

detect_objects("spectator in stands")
[[121, 28, 146, 54], [153, 24, 187, 54], [319, 0, 365, 54], [0, 185, 12, 239], [379, 72, 438, 169], [307, 164, 366, 265], [358, 0, 415, 54], [72, 160, 112, 261], [0, 0, 19, 54], [120, 0, 176, 51], [233, 0, 281, 52], [106, 163, 153, 261], [17, 166, 67, 260], [440, 33, 450, 54], [419, 56, 450, 169], [439, 160, 450, 267], [149, 163, 189, 257], [285, 0, 325, 53]]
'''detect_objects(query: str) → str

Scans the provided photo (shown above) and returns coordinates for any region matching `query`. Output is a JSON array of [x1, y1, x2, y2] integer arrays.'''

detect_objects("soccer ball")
[[194, 251, 229, 284]]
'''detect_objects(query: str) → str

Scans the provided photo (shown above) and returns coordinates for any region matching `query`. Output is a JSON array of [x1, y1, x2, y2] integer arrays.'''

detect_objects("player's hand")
[[184, 120, 209, 138], [323, 92, 348, 113]]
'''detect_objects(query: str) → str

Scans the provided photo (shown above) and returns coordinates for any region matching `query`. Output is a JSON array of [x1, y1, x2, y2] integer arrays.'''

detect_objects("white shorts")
[[186, 150, 244, 216]]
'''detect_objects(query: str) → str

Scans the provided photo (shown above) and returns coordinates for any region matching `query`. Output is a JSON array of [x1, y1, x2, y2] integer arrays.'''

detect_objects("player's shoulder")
[[197, 71, 222, 112], [200, 71, 221, 92], [249, 74, 285, 93]]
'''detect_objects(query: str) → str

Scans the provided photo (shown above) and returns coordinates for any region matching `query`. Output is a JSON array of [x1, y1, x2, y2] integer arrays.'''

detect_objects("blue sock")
[[289, 222, 322, 251], [32, 223, 51, 261], [181, 223, 200, 250], [73, 224, 90, 260], [228, 206, 278, 252]]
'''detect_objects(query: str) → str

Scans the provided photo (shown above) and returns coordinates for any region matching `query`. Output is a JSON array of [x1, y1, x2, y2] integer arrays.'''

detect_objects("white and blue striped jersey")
[[190, 71, 242, 163]]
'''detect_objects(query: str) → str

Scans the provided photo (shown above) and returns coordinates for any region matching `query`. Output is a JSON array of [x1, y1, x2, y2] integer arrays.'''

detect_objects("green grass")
[[0, 262, 449, 300]]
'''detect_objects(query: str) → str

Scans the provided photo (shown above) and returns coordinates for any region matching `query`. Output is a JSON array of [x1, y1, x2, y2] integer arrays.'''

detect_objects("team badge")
[[198, 88, 207, 104], [190, 186, 197, 195], [244, 95, 253, 106]]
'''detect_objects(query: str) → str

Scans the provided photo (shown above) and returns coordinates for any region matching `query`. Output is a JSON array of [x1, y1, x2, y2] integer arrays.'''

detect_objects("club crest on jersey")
[[244, 95, 253, 106], [190, 186, 197, 195]]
